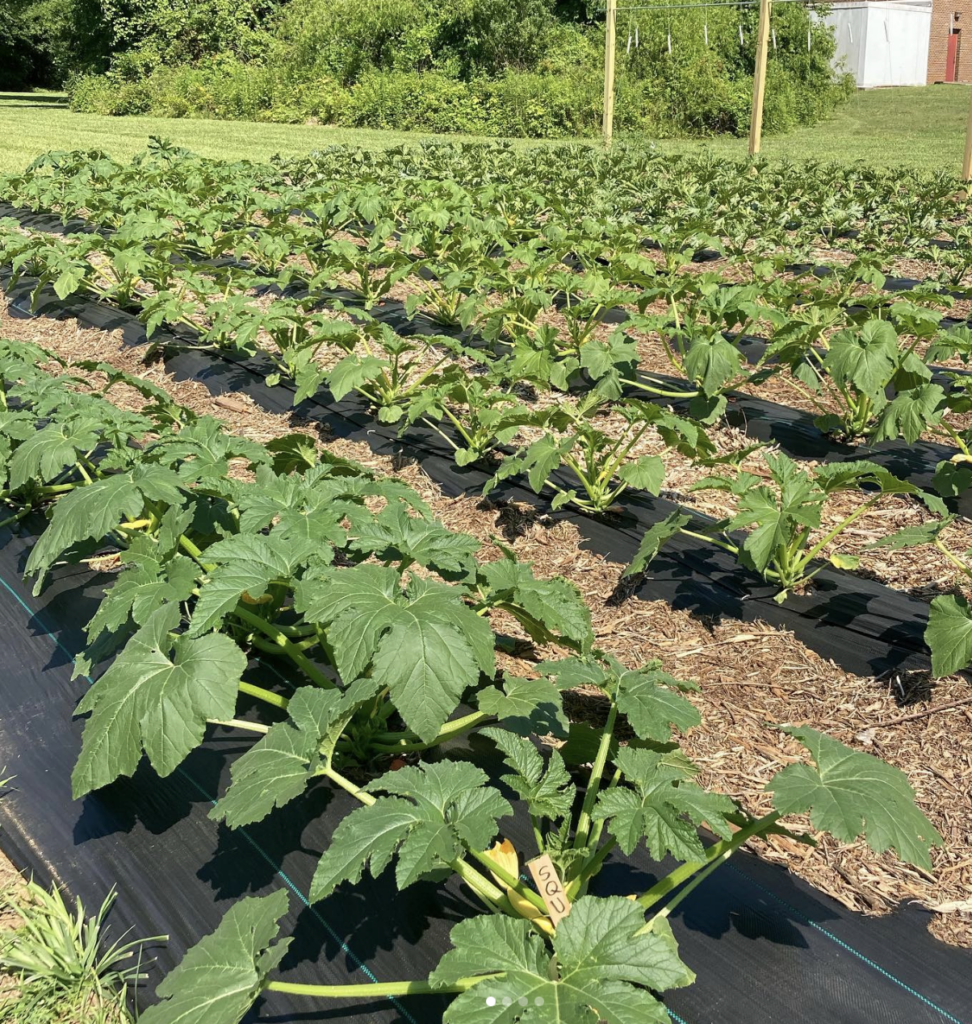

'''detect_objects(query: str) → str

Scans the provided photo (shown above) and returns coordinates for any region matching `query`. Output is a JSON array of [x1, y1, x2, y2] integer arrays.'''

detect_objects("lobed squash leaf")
[[139, 891, 291, 1024], [72, 603, 246, 796], [768, 725, 942, 868], [432, 896, 692, 1024]]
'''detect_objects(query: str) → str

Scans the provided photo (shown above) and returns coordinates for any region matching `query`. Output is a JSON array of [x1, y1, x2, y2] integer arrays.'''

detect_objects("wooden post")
[[963, 82, 972, 181], [603, 0, 618, 148], [749, 0, 772, 156]]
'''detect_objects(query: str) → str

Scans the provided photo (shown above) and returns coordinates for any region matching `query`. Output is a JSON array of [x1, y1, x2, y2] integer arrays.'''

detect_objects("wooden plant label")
[[526, 854, 572, 925]]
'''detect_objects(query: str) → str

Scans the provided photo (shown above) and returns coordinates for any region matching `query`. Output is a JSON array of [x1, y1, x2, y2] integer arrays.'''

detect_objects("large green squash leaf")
[[72, 604, 246, 796], [432, 897, 693, 1024], [25, 465, 184, 592], [296, 566, 494, 742], [213, 685, 372, 828], [768, 726, 942, 868], [478, 556, 592, 650], [481, 726, 574, 822], [350, 503, 480, 579], [477, 676, 568, 738], [593, 747, 734, 861], [139, 891, 291, 1024], [926, 593, 972, 678], [311, 761, 511, 902], [8, 418, 99, 490], [614, 664, 700, 742], [189, 533, 315, 636]]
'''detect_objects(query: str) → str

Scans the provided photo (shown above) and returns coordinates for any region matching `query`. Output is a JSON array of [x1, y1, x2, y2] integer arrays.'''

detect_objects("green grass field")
[[1, 85, 969, 173]]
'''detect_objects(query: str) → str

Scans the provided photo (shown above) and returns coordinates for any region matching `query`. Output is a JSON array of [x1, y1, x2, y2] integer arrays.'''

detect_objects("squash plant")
[[626, 453, 946, 602], [765, 300, 944, 442], [0, 345, 593, 760], [0, 341, 941, 1024], [198, 295, 362, 402], [484, 396, 713, 514], [870, 515, 972, 677], [323, 318, 471, 424], [303, 231, 413, 311], [621, 281, 777, 423], [403, 237, 493, 329], [135, 660, 941, 1024], [398, 201, 498, 328], [406, 374, 530, 466]]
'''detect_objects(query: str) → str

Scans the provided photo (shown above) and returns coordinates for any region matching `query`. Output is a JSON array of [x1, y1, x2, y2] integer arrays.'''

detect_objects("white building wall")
[[823, 2, 931, 87]]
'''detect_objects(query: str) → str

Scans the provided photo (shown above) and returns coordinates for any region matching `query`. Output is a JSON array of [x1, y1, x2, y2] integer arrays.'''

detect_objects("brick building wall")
[[928, 0, 972, 82]]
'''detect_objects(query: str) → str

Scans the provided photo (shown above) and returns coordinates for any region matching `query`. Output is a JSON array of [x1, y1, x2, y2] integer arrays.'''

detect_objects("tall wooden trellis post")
[[963, 83, 972, 181], [603, 0, 618, 147], [749, 0, 772, 155]]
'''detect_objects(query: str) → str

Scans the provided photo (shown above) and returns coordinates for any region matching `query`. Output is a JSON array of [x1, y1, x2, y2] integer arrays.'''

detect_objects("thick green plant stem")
[[0, 506, 33, 532], [466, 848, 547, 915], [678, 527, 739, 557], [801, 496, 881, 566], [585, 766, 622, 852], [938, 420, 972, 458], [572, 703, 618, 854], [934, 536, 972, 583], [231, 604, 334, 690], [238, 681, 290, 710], [207, 718, 270, 734], [322, 765, 376, 806], [636, 811, 781, 913], [265, 976, 495, 998], [566, 836, 618, 900], [178, 534, 214, 569], [370, 710, 491, 752]]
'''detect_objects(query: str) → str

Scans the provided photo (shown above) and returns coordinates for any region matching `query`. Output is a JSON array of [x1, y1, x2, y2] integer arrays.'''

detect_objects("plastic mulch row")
[[0, 228, 970, 1024], [2, 277, 939, 679]]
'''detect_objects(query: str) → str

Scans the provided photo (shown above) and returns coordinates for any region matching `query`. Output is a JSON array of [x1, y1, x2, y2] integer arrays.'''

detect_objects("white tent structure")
[[823, 0, 932, 87]]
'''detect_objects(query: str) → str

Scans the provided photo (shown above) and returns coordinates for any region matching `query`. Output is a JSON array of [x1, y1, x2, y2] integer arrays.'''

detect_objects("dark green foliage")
[[62, 0, 850, 137], [1, 0, 112, 89]]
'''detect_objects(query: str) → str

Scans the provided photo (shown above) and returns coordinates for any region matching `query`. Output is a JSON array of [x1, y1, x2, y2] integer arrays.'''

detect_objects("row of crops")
[[0, 139, 966, 1021], [6, 143, 972, 667]]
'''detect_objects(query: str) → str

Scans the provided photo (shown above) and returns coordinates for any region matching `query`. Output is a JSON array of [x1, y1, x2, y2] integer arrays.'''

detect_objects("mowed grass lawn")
[[0, 85, 969, 173]]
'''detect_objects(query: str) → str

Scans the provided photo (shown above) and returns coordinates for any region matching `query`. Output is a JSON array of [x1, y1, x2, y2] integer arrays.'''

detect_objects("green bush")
[[340, 72, 486, 134], [69, 73, 152, 115], [66, 0, 852, 139], [481, 71, 602, 137], [334, 70, 606, 138]]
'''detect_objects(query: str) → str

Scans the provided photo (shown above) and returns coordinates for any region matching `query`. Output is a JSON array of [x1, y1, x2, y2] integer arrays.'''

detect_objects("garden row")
[[7, 143, 972, 265], [0, 330, 949, 1024], [5, 147, 972, 677]]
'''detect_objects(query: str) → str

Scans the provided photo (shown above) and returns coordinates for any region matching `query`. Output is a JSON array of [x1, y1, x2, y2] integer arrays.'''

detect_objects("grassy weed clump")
[[0, 882, 162, 1024]]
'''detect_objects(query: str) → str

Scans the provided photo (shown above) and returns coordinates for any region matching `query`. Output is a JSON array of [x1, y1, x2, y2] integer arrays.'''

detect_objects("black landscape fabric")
[[1, 278, 938, 678], [0, 516, 970, 1024], [1, 203, 972, 1024]]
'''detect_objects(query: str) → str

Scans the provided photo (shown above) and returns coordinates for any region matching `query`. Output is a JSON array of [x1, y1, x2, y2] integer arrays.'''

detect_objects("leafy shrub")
[[65, 0, 851, 138], [342, 71, 487, 134], [69, 74, 152, 116], [482, 71, 604, 137]]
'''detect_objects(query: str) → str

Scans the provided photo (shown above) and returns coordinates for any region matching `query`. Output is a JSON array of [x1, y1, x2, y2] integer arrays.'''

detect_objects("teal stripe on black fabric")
[[0, 569, 420, 1024], [6, 568, 962, 1024], [728, 865, 966, 1024]]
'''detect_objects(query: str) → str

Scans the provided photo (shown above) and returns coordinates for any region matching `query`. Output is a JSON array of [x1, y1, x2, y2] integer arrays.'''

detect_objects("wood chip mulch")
[[2, 298, 969, 949]]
